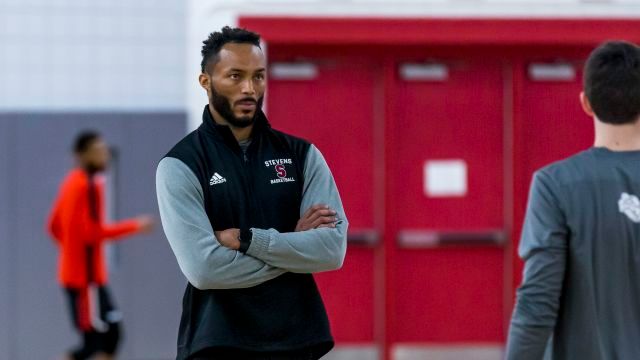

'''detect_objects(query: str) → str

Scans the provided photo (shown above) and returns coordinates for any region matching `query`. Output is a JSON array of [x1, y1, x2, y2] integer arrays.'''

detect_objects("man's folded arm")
[[156, 157, 287, 289], [247, 145, 348, 273]]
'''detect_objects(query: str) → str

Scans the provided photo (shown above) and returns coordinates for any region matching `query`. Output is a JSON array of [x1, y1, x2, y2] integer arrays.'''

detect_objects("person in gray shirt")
[[506, 41, 640, 359]]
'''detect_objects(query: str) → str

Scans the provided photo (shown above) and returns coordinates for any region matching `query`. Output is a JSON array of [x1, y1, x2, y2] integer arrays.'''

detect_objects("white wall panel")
[[0, 0, 186, 111]]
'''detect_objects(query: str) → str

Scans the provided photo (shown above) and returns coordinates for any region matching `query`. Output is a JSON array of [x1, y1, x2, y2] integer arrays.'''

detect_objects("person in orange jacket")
[[47, 130, 154, 360]]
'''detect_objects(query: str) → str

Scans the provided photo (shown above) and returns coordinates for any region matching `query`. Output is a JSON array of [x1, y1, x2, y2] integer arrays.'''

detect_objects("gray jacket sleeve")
[[506, 171, 568, 360], [246, 145, 348, 273], [156, 157, 287, 290]]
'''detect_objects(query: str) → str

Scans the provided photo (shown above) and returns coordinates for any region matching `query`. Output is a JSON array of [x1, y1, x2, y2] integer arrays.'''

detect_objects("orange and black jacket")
[[47, 168, 141, 288]]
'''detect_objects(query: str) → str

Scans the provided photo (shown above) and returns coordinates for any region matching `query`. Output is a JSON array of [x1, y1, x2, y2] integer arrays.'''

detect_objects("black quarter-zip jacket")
[[157, 106, 347, 359]]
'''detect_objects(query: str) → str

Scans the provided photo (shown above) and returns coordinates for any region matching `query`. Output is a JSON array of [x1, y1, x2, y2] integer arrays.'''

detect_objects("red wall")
[[241, 17, 640, 359]]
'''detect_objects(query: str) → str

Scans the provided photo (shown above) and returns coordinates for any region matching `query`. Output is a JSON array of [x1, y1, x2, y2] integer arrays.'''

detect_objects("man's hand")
[[136, 215, 155, 234], [295, 204, 337, 232], [215, 228, 241, 250]]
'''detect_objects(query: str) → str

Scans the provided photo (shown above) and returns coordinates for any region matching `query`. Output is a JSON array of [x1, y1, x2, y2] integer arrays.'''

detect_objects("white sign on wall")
[[424, 159, 468, 197]]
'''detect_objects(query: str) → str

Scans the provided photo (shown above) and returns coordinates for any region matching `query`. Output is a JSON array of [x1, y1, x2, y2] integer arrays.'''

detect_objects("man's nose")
[[241, 79, 255, 95]]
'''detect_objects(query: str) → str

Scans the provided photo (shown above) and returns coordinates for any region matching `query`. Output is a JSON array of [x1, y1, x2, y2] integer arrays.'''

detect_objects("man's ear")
[[580, 91, 595, 117], [199, 73, 210, 93]]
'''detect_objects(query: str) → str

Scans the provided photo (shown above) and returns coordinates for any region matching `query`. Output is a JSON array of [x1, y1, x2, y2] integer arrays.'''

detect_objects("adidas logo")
[[209, 173, 227, 186]]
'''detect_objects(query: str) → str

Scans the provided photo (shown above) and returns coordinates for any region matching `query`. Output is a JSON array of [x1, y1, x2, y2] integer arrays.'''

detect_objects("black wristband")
[[238, 228, 252, 253]]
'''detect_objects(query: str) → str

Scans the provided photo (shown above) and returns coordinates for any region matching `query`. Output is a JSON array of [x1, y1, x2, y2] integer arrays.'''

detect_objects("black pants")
[[65, 286, 121, 360], [190, 347, 320, 360]]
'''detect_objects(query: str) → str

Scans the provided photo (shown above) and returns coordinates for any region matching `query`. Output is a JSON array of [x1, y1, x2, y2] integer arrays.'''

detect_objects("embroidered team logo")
[[209, 172, 227, 186], [618, 192, 640, 223], [265, 158, 295, 184], [275, 164, 287, 178]]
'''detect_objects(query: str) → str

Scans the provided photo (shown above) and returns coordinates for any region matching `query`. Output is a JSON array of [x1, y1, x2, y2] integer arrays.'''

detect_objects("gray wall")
[[0, 113, 187, 360], [0, 119, 11, 359]]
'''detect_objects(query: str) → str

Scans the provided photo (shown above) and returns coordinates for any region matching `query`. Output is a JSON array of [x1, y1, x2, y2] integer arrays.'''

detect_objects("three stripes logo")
[[209, 172, 227, 186]]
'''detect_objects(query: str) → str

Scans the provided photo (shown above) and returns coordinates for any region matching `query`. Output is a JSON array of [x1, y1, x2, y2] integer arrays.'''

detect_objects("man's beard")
[[210, 85, 264, 128]]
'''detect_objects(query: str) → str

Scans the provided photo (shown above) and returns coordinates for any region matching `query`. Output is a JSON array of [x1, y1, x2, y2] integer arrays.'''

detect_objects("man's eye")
[[255, 74, 265, 80], [230, 74, 240, 80]]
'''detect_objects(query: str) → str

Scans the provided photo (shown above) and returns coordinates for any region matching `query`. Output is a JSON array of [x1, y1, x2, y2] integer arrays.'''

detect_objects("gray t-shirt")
[[507, 147, 640, 359]]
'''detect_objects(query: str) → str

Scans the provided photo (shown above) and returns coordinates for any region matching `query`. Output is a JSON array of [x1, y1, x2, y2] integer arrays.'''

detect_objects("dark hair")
[[584, 40, 640, 124], [73, 130, 101, 154], [201, 26, 261, 73]]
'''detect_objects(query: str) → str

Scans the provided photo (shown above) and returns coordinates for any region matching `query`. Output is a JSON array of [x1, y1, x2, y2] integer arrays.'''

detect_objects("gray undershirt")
[[238, 139, 251, 154]]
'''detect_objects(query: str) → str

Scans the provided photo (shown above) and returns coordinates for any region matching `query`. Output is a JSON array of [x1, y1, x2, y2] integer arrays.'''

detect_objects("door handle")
[[397, 229, 506, 248], [348, 229, 380, 246]]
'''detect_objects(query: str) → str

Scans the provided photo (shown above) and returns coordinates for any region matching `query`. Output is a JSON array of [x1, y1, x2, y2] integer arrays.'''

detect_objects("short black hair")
[[73, 130, 101, 154], [201, 26, 261, 73], [584, 40, 640, 124]]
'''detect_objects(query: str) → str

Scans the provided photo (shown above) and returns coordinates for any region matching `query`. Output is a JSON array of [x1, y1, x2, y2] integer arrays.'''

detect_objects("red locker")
[[266, 53, 380, 344], [241, 16, 640, 360], [386, 58, 505, 343]]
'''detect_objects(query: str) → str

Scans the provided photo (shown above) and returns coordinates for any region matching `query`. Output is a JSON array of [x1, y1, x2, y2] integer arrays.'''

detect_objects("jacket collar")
[[199, 104, 271, 146]]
